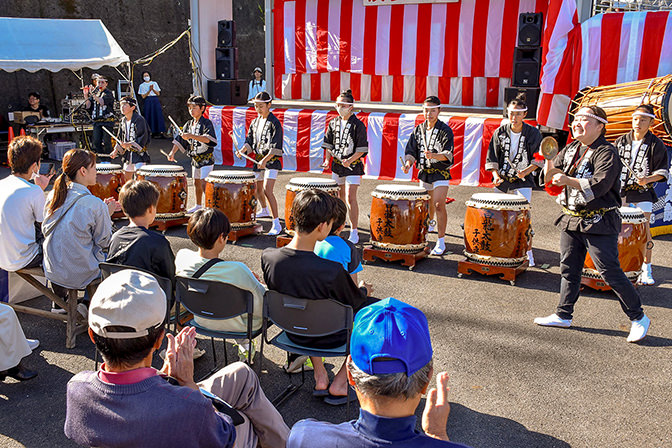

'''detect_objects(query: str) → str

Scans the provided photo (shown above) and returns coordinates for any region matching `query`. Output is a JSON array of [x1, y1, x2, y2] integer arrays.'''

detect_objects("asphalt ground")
[[1, 139, 671, 448]]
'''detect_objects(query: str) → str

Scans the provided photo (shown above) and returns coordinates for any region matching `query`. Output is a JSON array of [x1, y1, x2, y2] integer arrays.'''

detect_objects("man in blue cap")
[[287, 298, 471, 447]]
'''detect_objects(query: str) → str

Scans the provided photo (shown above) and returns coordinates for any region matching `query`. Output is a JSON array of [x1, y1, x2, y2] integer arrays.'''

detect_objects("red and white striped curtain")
[[538, 9, 672, 129], [273, 0, 549, 107], [208, 106, 536, 186]]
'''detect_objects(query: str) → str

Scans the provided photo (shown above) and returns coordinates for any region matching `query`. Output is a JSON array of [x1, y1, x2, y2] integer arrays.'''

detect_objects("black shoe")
[[0, 362, 38, 381]]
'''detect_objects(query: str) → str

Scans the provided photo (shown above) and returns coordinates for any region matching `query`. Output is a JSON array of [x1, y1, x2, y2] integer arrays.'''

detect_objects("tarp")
[[0, 17, 129, 73]]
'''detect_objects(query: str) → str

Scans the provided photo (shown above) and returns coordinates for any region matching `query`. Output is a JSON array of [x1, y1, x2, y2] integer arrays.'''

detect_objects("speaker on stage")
[[512, 47, 541, 87], [208, 79, 248, 105], [503, 87, 540, 120], [216, 47, 238, 80], [218, 20, 236, 47], [518, 13, 543, 48]]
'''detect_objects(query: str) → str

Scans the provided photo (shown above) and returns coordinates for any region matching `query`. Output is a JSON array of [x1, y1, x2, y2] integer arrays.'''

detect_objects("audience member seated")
[[43, 149, 117, 307], [288, 298, 471, 447], [26, 92, 50, 119], [0, 136, 52, 272], [261, 189, 374, 405], [176, 208, 264, 360], [107, 180, 175, 280], [0, 303, 39, 382], [314, 196, 363, 283], [64, 269, 289, 447]]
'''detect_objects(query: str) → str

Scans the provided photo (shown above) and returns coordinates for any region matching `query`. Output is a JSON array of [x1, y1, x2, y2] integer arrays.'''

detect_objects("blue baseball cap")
[[350, 298, 433, 376]]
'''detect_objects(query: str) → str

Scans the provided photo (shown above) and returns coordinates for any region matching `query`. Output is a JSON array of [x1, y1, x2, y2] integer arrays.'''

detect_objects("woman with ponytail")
[[42, 149, 118, 296]]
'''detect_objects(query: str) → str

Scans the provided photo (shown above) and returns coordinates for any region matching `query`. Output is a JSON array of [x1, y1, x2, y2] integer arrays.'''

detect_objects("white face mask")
[[337, 106, 351, 118], [143, 76, 150, 82]]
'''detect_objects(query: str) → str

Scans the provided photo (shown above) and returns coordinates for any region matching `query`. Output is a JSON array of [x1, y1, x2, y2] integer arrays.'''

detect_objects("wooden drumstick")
[[168, 116, 183, 135], [399, 156, 408, 171], [101, 126, 120, 142], [237, 151, 261, 166], [160, 149, 173, 160]]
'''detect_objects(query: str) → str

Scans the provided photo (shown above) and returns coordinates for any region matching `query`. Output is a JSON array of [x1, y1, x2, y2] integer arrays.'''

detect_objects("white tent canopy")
[[0, 17, 129, 73]]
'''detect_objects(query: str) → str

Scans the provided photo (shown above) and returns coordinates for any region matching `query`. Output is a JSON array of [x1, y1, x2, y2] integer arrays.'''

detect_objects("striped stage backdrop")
[[273, 0, 549, 107], [206, 106, 537, 187]]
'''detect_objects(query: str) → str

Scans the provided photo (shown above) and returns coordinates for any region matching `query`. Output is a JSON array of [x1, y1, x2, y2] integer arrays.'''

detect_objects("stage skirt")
[[142, 96, 166, 134]]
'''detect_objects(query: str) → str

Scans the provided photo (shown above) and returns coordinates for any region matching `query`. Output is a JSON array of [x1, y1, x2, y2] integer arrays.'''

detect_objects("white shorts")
[[192, 164, 214, 180], [331, 173, 361, 186], [254, 169, 278, 181], [420, 180, 451, 191], [628, 201, 653, 214], [123, 162, 145, 172]]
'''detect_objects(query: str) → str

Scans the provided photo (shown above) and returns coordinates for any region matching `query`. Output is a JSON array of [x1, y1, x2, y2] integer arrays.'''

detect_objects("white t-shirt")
[[138, 81, 160, 96], [255, 117, 268, 143], [340, 118, 349, 142], [0, 176, 45, 271], [630, 139, 643, 168], [509, 130, 521, 159]]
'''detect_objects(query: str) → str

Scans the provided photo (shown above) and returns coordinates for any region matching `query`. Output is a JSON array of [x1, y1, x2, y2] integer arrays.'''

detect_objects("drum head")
[[206, 170, 256, 182], [467, 192, 530, 210], [96, 163, 122, 172], [137, 164, 185, 175], [619, 207, 647, 223], [374, 184, 427, 194], [470, 192, 527, 203], [286, 177, 339, 191]]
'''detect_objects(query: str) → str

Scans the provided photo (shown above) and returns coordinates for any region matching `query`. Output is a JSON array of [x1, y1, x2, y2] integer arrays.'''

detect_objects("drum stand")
[[150, 216, 189, 232], [457, 259, 528, 286], [228, 223, 263, 243], [275, 235, 292, 248], [362, 245, 430, 271], [580, 272, 638, 292]]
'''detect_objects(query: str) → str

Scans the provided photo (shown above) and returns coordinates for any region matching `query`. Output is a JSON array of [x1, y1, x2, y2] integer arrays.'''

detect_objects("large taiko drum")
[[136, 165, 188, 218], [463, 193, 531, 266], [89, 163, 124, 201], [205, 171, 258, 229], [370, 185, 430, 252], [284, 177, 340, 234], [571, 75, 672, 145], [583, 207, 648, 281]]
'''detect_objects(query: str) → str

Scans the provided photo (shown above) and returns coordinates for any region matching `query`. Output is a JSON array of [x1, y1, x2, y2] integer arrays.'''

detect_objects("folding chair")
[[260, 290, 353, 412], [175, 275, 261, 379]]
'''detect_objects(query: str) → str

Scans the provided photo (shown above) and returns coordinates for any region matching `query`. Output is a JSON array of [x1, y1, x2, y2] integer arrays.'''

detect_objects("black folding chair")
[[175, 275, 262, 379], [260, 290, 353, 412]]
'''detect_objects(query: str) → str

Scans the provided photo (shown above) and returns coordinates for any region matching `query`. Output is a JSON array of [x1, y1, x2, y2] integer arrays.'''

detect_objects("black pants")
[[92, 121, 114, 154], [556, 230, 644, 321]]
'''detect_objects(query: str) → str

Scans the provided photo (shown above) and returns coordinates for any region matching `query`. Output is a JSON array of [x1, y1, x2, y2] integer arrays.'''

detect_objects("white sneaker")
[[348, 229, 359, 244], [638, 263, 654, 285], [533, 314, 572, 328], [430, 239, 446, 255], [27, 339, 40, 351], [268, 219, 282, 236], [428, 220, 437, 233], [257, 207, 270, 218], [626, 314, 650, 343], [527, 250, 535, 267], [187, 204, 203, 214]]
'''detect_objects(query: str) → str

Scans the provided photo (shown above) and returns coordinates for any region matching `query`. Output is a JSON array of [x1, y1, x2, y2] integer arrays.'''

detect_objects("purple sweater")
[[64, 371, 235, 447]]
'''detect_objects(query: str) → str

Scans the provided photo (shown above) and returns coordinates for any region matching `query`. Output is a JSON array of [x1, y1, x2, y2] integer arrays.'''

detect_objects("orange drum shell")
[[284, 188, 339, 234], [369, 196, 429, 247], [463, 207, 531, 260], [205, 181, 257, 226], [584, 221, 647, 275], [136, 173, 188, 217], [88, 172, 124, 201]]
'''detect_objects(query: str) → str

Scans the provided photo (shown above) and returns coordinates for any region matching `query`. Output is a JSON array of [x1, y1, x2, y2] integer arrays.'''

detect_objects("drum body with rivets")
[[136, 165, 188, 218], [205, 171, 258, 229], [284, 177, 340, 235], [370, 185, 430, 252], [89, 163, 124, 201]]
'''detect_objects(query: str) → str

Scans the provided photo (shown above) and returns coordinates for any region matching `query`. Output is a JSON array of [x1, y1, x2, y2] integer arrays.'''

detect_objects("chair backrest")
[[263, 290, 354, 338], [99, 262, 173, 300], [175, 275, 253, 321]]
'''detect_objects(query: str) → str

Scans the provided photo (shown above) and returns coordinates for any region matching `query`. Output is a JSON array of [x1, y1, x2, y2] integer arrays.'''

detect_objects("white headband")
[[422, 105, 440, 109], [253, 98, 272, 103], [507, 106, 527, 113], [335, 102, 354, 106], [575, 112, 608, 124], [633, 111, 656, 119]]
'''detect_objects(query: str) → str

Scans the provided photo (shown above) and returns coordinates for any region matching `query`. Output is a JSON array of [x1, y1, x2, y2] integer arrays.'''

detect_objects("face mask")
[[143, 76, 150, 82], [337, 106, 351, 117]]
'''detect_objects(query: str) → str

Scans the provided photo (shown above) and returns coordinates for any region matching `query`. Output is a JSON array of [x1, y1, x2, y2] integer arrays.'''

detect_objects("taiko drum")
[[205, 171, 258, 229], [284, 177, 340, 234], [463, 192, 531, 266], [135, 165, 188, 218], [89, 163, 124, 201], [583, 207, 647, 281], [369, 185, 430, 252]]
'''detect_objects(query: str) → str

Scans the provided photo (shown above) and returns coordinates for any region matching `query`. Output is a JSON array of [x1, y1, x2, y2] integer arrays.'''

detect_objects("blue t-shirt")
[[314, 235, 363, 275], [288, 409, 471, 448]]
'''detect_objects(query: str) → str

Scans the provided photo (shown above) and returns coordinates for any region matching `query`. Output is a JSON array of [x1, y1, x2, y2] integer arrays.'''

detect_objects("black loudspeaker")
[[517, 13, 543, 48], [216, 47, 238, 80], [503, 87, 540, 120], [208, 79, 248, 105], [512, 47, 541, 87], [218, 20, 236, 47]]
